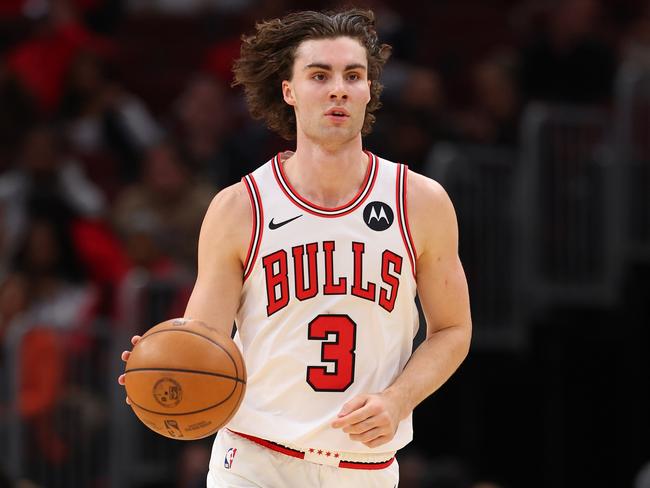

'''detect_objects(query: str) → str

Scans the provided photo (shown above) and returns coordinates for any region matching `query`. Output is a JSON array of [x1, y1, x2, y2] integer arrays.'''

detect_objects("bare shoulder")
[[199, 181, 252, 262], [405, 169, 458, 258], [206, 181, 251, 218], [406, 170, 452, 213]]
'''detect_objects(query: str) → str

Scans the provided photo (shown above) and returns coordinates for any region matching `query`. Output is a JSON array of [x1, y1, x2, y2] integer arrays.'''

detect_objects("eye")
[[312, 73, 327, 81], [347, 72, 362, 81]]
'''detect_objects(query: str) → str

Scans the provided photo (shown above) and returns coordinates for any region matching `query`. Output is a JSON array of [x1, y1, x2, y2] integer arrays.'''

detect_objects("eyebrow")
[[304, 63, 367, 71]]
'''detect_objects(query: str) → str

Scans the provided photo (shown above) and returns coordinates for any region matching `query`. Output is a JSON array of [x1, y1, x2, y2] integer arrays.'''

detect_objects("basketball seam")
[[137, 328, 242, 380], [180, 382, 245, 439], [124, 367, 246, 384], [206, 381, 245, 435], [129, 380, 240, 416]]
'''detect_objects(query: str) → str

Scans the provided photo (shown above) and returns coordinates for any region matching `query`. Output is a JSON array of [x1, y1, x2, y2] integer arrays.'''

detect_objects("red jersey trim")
[[242, 174, 264, 281], [271, 151, 378, 218], [227, 429, 395, 470], [230, 429, 305, 459], [396, 164, 417, 278], [338, 458, 395, 470]]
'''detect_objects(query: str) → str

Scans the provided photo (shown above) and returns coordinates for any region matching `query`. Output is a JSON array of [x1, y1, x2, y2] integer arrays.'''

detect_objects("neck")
[[282, 134, 368, 208]]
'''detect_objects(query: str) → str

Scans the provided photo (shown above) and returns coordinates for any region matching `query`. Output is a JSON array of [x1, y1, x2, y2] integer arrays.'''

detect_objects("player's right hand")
[[118, 335, 141, 405]]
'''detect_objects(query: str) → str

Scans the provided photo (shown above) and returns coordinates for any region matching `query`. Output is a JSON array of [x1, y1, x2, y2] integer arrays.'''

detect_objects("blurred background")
[[0, 0, 648, 487]]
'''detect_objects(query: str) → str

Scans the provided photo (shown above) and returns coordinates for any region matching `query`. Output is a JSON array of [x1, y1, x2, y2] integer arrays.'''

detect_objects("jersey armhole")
[[396, 163, 417, 279], [242, 174, 264, 282]]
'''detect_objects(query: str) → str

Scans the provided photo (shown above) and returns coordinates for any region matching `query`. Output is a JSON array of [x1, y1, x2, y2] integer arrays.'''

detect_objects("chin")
[[319, 130, 357, 145], [322, 124, 360, 138]]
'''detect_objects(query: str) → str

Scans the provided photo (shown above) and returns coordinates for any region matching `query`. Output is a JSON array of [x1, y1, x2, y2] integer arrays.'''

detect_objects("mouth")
[[324, 108, 350, 119]]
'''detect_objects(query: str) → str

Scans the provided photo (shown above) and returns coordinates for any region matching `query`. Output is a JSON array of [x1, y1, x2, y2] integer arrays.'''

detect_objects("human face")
[[282, 36, 372, 146]]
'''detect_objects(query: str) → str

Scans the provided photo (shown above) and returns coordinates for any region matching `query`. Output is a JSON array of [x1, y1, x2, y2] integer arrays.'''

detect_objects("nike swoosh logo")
[[268, 214, 303, 230]]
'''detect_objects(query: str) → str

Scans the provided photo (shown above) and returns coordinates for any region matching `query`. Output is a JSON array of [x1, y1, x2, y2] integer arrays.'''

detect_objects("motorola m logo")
[[363, 201, 394, 231], [369, 206, 389, 223]]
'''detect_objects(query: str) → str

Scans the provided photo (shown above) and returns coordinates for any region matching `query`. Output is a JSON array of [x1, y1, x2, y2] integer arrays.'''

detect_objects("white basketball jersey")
[[225, 151, 419, 454]]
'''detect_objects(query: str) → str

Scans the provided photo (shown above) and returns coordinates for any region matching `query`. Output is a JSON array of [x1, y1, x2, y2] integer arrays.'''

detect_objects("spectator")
[[9, 209, 97, 331], [366, 65, 454, 173], [170, 74, 261, 188], [0, 63, 38, 170], [454, 51, 520, 146], [59, 50, 163, 183], [172, 75, 230, 176], [0, 0, 113, 21], [0, 124, 106, 269], [620, 3, 650, 68], [5, 0, 115, 113], [118, 208, 191, 284], [112, 139, 214, 271], [518, 0, 616, 104], [112, 204, 193, 334], [0, 0, 24, 19], [0, 205, 98, 473], [126, 0, 254, 15]]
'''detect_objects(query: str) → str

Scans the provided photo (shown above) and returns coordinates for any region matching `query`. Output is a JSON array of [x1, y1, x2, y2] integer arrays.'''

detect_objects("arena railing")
[[424, 142, 525, 350], [1, 270, 197, 488], [2, 315, 113, 488], [515, 103, 624, 314], [614, 62, 650, 262], [110, 269, 197, 488]]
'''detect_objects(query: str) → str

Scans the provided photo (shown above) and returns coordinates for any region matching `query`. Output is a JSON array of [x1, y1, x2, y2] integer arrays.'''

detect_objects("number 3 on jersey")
[[306, 314, 356, 392]]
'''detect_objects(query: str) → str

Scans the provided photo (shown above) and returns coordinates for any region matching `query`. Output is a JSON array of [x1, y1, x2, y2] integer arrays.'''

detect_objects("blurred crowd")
[[0, 0, 649, 487]]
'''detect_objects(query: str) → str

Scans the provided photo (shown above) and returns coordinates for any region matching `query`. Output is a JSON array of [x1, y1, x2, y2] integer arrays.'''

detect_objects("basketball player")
[[119, 9, 471, 487]]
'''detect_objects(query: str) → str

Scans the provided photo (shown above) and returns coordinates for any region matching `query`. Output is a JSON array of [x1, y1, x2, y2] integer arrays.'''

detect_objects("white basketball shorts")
[[207, 428, 399, 488]]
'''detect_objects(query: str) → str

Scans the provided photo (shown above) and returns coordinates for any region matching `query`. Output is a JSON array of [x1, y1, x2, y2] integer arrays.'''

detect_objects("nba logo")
[[224, 448, 237, 469]]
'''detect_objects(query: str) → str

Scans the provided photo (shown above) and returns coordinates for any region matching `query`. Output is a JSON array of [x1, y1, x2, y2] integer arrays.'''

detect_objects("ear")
[[282, 80, 296, 106], [366, 79, 372, 104]]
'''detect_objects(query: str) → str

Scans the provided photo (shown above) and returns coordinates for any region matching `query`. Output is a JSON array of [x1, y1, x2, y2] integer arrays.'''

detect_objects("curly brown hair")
[[232, 8, 392, 140]]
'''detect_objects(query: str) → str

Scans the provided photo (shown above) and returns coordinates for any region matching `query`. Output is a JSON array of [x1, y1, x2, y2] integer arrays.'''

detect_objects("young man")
[[120, 8, 471, 488]]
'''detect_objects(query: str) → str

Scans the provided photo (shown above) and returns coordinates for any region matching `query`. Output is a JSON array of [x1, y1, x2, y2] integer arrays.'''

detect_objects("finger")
[[333, 406, 373, 429], [118, 374, 125, 385], [349, 427, 383, 443], [121, 351, 131, 362], [331, 397, 369, 428], [332, 402, 376, 429], [131, 335, 142, 346], [364, 435, 390, 448], [125, 396, 131, 405], [343, 417, 377, 434], [337, 395, 367, 418]]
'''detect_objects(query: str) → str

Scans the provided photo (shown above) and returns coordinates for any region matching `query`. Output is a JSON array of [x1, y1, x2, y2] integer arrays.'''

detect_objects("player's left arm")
[[332, 170, 472, 448]]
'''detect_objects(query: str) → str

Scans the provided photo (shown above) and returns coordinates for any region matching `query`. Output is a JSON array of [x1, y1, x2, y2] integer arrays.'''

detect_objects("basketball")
[[124, 318, 246, 440]]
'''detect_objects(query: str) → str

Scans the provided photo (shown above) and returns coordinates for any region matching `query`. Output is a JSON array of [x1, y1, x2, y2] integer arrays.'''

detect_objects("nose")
[[329, 75, 348, 100]]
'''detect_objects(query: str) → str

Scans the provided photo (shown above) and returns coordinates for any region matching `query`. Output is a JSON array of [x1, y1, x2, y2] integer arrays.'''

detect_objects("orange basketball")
[[124, 318, 246, 440]]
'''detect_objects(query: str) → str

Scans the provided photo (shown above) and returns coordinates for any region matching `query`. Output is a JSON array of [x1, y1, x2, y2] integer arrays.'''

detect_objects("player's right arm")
[[182, 181, 251, 334], [118, 182, 252, 389]]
